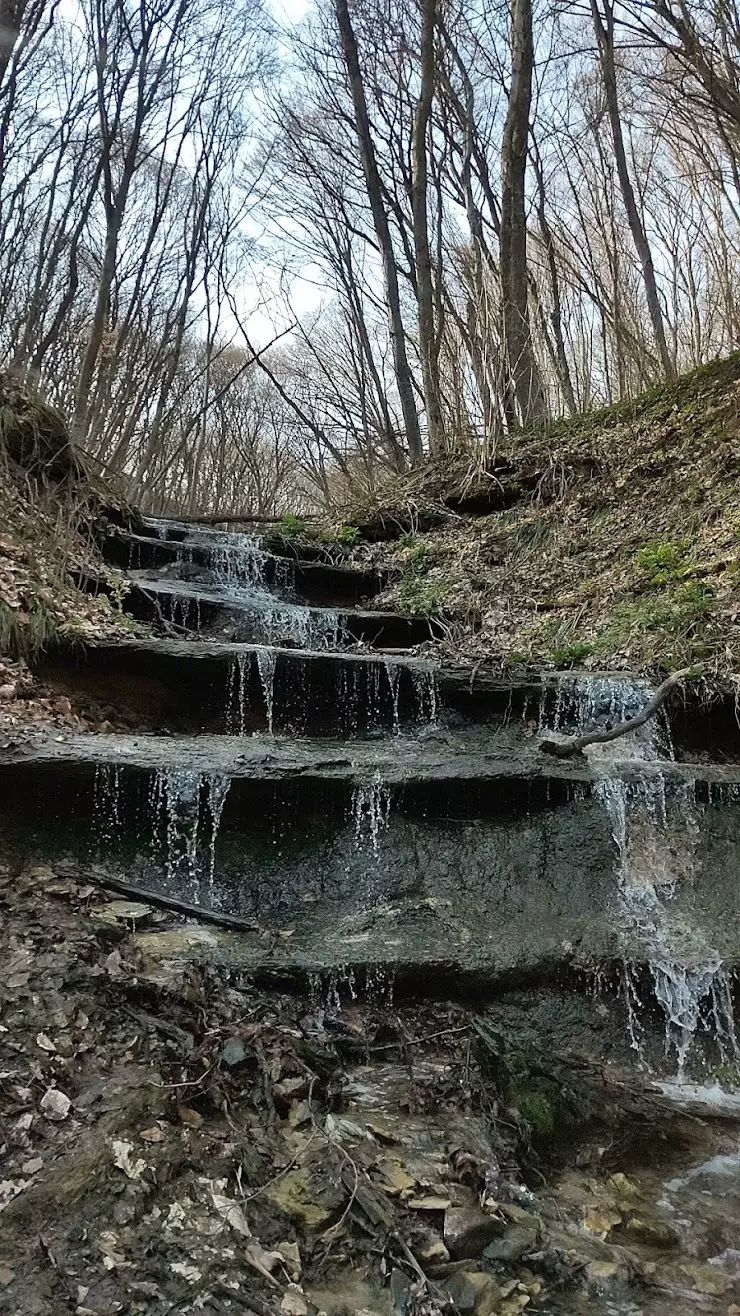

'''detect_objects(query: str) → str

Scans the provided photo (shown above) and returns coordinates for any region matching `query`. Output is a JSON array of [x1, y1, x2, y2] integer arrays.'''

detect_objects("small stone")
[[221, 1037, 248, 1068], [21, 1158, 43, 1174], [585, 1260, 619, 1288], [409, 1195, 452, 1211], [444, 1206, 506, 1259], [40, 1088, 71, 1121], [625, 1216, 679, 1249], [0, 1266, 15, 1287], [483, 1223, 539, 1263], [444, 1271, 503, 1315]]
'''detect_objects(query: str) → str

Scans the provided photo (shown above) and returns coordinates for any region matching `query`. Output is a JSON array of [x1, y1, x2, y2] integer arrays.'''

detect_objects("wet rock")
[[443, 1270, 503, 1314], [483, 1222, 539, 1263], [625, 1215, 679, 1249], [265, 1163, 344, 1230], [444, 1205, 505, 1259], [220, 1037, 249, 1068], [585, 1260, 620, 1290]]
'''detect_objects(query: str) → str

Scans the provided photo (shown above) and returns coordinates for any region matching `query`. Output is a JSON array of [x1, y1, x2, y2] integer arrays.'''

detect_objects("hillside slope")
[[0, 374, 142, 734], [349, 354, 740, 687]]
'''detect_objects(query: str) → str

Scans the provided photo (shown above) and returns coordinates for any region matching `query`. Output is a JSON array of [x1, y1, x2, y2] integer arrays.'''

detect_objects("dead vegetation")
[[348, 354, 740, 689], [0, 372, 143, 687]]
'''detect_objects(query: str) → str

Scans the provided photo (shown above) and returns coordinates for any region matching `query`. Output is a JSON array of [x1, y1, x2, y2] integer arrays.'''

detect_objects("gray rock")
[[221, 1036, 248, 1067], [444, 1206, 505, 1259], [483, 1222, 539, 1263], [443, 1271, 503, 1314]]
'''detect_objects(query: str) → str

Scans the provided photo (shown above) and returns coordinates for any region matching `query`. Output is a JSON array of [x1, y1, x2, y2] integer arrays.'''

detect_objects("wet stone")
[[444, 1205, 506, 1259], [483, 1223, 539, 1263], [443, 1270, 503, 1314]]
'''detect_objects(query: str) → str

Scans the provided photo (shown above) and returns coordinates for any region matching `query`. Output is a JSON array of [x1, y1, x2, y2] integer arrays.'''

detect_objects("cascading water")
[[256, 648, 277, 734], [545, 675, 738, 1077], [148, 770, 231, 902], [351, 771, 391, 856]]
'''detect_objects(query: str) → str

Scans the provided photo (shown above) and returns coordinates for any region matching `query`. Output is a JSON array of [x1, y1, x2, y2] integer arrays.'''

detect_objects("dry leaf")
[[583, 1205, 622, 1238], [139, 1125, 164, 1143], [111, 1140, 146, 1181]]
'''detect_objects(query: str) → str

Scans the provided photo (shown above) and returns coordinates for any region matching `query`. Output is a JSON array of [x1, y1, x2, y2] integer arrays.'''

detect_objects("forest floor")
[[2, 852, 736, 1316], [332, 353, 740, 691]]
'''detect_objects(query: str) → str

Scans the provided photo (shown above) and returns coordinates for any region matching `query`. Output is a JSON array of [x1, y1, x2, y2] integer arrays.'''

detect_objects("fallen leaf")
[[210, 1187, 251, 1237], [407, 1195, 452, 1211], [21, 1158, 42, 1175], [36, 1033, 56, 1053], [280, 1285, 308, 1316], [0, 1267, 14, 1286], [139, 1125, 164, 1143], [170, 1261, 201, 1282], [583, 1205, 622, 1238], [111, 1140, 146, 1181]]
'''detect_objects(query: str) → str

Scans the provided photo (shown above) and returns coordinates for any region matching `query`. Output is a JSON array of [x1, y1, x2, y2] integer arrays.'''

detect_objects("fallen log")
[[85, 869, 261, 934], [539, 668, 692, 758], [148, 512, 317, 525]]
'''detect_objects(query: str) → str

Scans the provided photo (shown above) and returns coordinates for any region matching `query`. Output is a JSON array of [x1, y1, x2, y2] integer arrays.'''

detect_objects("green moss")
[[517, 1092, 556, 1140], [397, 571, 447, 617]]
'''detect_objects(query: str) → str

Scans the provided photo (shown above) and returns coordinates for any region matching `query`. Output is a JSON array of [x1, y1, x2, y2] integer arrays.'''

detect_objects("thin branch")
[[539, 668, 693, 758]]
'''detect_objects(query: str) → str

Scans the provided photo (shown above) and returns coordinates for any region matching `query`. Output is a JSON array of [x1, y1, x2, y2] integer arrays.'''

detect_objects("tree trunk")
[[499, 0, 546, 425], [591, 0, 675, 380], [411, 0, 444, 456], [335, 0, 424, 464]]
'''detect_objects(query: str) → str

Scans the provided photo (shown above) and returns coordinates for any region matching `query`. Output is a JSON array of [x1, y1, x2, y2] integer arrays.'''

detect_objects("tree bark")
[[499, 0, 546, 426], [591, 0, 675, 380], [335, 0, 424, 465], [411, 0, 445, 456]]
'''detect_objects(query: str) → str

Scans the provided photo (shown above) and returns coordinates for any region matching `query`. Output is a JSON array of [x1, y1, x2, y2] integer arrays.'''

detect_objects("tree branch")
[[539, 668, 692, 758]]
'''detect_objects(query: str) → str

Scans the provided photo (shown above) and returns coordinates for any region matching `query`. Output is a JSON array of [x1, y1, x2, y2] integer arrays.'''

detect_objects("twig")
[[137, 585, 192, 636], [539, 668, 693, 758], [85, 869, 261, 934]]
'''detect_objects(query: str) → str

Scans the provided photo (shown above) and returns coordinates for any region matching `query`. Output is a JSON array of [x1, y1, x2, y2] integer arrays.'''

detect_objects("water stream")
[[543, 676, 739, 1078]]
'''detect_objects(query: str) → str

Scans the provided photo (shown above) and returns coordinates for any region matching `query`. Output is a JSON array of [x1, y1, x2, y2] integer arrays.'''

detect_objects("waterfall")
[[226, 652, 251, 735], [411, 663, 438, 725], [256, 648, 277, 734], [351, 771, 391, 856], [149, 769, 231, 902], [546, 674, 738, 1076]]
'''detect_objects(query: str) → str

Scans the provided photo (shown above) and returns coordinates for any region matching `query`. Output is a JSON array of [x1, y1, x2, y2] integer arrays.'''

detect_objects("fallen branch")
[[86, 869, 260, 934], [137, 586, 192, 637], [149, 512, 317, 525], [539, 668, 692, 758]]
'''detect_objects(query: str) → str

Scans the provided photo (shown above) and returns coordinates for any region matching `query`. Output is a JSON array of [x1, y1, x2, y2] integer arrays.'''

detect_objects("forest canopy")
[[1, 0, 739, 514]]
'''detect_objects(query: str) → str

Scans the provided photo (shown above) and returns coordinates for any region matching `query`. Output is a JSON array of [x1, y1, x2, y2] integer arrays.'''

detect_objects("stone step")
[[103, 530, 386, 606], [34, 637, 440, 737], [123, 573, 441, 649], [2, 740, 739, 989]]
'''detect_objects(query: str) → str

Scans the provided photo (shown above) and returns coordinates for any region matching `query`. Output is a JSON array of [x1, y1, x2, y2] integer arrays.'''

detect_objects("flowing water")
[[542, 676, 739, 1080]]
